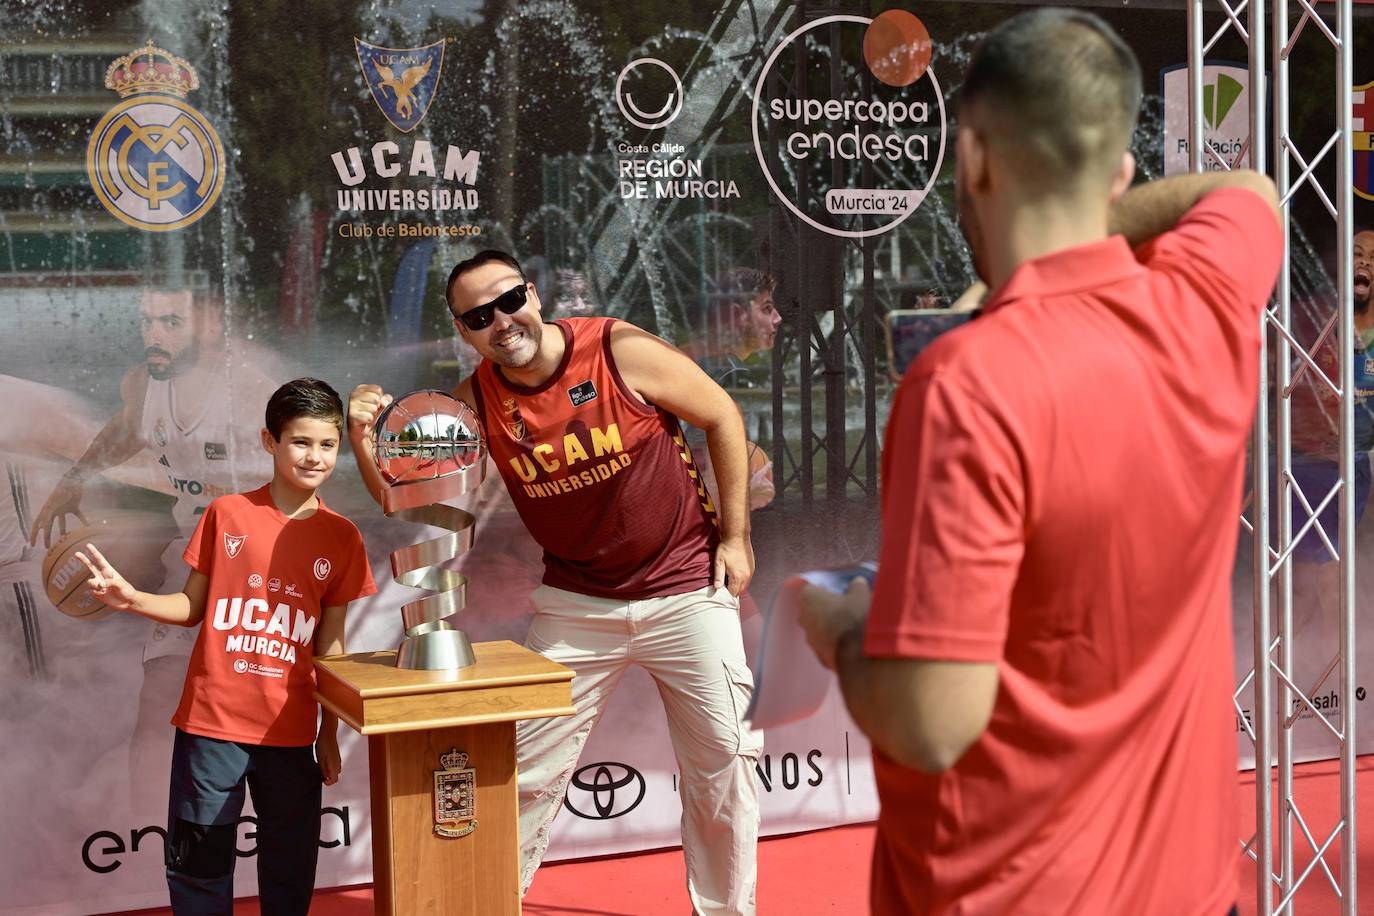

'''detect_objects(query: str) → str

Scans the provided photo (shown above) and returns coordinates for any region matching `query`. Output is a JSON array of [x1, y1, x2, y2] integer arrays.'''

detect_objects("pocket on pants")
[[723, 658, 764, 758]]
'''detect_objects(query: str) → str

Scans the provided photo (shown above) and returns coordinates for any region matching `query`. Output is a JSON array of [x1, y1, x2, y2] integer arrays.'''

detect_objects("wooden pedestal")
[[315, 640, 575, 916]]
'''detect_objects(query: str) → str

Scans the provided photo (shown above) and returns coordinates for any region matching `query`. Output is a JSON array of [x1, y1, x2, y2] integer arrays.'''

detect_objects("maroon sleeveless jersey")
[[471, 317, 718, 599]]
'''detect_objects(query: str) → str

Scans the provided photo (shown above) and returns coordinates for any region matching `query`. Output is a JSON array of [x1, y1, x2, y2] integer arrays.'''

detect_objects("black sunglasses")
[[458, 283, 528, 331]]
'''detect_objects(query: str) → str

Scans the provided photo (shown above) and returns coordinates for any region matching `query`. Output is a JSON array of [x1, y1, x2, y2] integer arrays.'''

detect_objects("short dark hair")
[[961, 9, 1141, 188], [445, 250, 526, 317], [138, 275, 225, 322], [265, 378, 344, 439], [717, 268, 775, 310], [688, 268, 777, 349]]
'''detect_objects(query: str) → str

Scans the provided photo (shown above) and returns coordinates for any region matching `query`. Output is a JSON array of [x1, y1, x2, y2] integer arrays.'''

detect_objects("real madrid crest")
[[433, 747, 477, 838], [86, 42, 226, 232]]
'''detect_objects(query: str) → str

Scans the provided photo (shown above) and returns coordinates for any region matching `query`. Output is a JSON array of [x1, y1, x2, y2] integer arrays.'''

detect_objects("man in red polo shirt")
[[800, 9, 1280, 915]]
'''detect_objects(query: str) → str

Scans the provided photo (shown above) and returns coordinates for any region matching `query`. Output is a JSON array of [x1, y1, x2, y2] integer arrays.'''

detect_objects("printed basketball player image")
[[27, 284, 282, 810]]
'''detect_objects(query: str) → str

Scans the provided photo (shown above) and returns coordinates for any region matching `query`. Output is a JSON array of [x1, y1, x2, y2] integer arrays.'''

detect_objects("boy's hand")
[[75, 543, 140, 611], [348, 384, 392, 439], [316, 732, 342, 786]]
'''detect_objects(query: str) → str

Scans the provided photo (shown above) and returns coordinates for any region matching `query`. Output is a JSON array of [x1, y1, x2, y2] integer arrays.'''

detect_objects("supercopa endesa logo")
[[752, 10, 945, 239], [86, 43, 225, 232]]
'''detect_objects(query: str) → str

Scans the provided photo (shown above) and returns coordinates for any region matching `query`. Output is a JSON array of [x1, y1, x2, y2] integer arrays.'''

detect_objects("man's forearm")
[[1109, 169, 1279, 248], [68, 411, 146, 481], [348, 429, 389, 507], [833, 631, 999, 774], [703, 411, 751, 540], [833, 628, 920, 767]]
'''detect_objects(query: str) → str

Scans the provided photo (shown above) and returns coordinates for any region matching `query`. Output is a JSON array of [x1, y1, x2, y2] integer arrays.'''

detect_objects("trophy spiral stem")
[[371, 389, 486, 670], [388, 503, 477, 633]]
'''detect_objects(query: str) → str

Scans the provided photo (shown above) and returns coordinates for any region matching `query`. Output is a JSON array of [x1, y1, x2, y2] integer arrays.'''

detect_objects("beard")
[[144, 341, 198, 380], [485, 320, 542, 369]]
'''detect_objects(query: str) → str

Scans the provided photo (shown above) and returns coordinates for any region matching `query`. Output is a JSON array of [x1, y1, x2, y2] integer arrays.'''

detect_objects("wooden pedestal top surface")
[[314, 640, 575, 735]]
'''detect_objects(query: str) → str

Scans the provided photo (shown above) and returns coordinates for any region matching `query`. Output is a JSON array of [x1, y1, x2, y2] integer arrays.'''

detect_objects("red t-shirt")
[[173, 486, 377, 746], [471, 316, 718, 599], [865, 189, 1282, 915]]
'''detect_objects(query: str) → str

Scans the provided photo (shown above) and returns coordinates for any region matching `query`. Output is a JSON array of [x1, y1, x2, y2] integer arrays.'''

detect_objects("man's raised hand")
[[347, 384, 393, 438]]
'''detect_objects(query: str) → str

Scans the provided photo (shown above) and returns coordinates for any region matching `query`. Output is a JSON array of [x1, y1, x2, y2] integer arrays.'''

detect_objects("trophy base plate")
[[396, 626, 477, 670]]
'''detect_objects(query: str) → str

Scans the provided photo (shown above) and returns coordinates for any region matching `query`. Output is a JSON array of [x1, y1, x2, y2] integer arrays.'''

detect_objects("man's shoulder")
[[906, 312, 989, 380], [118, 363, 151, 406], [1139, 187, 1283, 282]]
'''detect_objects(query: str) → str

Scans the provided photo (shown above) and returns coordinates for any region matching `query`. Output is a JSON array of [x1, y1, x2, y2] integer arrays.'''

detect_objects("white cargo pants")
[[517, 583, 763, 915]]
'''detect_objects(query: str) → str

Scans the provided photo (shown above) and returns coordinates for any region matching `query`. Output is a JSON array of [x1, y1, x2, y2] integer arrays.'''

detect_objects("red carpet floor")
[[115, 758, 1373, 915]]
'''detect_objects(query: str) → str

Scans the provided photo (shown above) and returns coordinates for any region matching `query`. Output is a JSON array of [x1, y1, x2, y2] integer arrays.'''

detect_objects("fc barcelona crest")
[[355, 38, 445, 133], [1354, 80, 1374, 202], [433, 748, 477, 838]]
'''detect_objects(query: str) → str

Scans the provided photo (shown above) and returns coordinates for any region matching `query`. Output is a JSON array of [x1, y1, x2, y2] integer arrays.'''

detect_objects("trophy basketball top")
[[373, 390, 484, 515], [373, 389, 483, 482]]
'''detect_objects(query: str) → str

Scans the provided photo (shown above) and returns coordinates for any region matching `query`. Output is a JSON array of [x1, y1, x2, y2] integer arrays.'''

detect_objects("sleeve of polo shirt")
[[1137, 187, 1283, 326], [864, 369, 1026, 662]]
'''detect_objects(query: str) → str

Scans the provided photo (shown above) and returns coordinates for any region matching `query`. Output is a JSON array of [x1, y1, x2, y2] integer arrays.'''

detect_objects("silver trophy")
[[372, 389, 484, 670]]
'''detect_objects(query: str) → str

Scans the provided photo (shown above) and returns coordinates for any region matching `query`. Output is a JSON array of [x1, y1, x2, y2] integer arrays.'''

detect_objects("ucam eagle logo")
[[355, 38, 445, 133], [86, 43, 225, 232], [223, 533, 246, 559]]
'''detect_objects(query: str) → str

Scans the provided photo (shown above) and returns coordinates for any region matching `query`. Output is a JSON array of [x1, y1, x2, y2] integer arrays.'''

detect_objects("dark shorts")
[[169, 728, 321, 826], [166, 729, 323, 914]]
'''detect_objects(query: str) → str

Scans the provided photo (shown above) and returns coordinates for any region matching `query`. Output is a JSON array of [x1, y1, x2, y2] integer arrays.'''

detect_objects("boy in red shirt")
[[76, 377, 377, 915]]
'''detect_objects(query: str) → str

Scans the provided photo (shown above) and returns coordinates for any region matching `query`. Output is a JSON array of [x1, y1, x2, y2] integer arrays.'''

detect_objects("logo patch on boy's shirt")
[[224, 533, 246, 559], [205, 442, 228, 460], [568, 380, 597, 407], [314, 558, 331, 580]]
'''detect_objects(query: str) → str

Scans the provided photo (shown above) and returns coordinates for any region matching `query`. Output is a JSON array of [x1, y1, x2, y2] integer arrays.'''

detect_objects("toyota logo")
[[562, 762, 646, 820]]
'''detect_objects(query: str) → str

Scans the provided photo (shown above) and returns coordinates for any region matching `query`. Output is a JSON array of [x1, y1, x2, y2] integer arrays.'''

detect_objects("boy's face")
[[261, 416, 341, 492]]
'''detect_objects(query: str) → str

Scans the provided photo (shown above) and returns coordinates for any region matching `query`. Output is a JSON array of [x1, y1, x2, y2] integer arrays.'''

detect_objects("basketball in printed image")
[[42, 511, 176, 620]]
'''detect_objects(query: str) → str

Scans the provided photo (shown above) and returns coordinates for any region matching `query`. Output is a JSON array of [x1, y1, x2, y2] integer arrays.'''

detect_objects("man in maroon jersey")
[[348, 249, 761, 915]]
